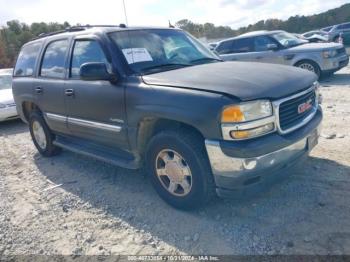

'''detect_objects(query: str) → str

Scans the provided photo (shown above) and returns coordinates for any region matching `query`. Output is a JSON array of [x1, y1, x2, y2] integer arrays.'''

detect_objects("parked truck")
[[12, 25, 322, 209]]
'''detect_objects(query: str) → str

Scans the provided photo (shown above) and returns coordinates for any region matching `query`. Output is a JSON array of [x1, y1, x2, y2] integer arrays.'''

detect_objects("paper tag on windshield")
[[122, 48, 153, 64]]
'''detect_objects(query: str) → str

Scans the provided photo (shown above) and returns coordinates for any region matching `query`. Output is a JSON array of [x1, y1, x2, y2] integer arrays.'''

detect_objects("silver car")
[[321, 22, 350, 42], [0, 68, 18, 122], [215, 30, 349, 78]]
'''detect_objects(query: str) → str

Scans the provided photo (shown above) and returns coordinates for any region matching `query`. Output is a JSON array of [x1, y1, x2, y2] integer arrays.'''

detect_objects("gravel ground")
[[0, 66, 350, 256]]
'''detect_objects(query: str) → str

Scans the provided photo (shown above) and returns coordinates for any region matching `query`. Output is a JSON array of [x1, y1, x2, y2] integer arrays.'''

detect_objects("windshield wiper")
[[190, 57, 222, 64], [141, 63, 191, 74]]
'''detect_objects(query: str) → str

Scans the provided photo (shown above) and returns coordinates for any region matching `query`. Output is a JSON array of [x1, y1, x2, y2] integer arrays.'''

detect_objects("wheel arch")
[[21, 101, 42, 122], [136, 117, 205, 156]]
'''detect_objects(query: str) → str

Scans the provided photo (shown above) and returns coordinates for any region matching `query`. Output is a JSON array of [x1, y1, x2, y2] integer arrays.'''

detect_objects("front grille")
[[279, 89, 316, 131], [337, 47, 346, 55]]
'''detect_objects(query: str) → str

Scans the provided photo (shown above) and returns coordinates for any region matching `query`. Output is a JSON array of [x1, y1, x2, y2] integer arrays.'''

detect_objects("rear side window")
[[14, 42, 42, 77], [70, 40, 108, 78], [40, 39, 69, 79]]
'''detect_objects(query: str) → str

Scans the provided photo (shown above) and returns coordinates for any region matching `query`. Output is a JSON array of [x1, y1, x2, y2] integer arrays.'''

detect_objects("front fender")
[[125, 81, 236, 151]]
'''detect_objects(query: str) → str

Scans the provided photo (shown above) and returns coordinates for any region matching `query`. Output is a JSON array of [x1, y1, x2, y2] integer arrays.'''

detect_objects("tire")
[[295, 60, 321, 79], [29, 111, 61, 157], [145, 128, 216, 209]]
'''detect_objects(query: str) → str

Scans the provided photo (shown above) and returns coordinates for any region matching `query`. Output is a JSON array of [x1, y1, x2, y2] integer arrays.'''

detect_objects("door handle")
[[35, 86, 43, 94], [65, 89, 74, 96], [256, 56, 263, 59]]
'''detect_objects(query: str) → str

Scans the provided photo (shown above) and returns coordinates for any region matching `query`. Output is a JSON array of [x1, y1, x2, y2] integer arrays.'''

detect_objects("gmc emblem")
[[298, 99, 313, 114]]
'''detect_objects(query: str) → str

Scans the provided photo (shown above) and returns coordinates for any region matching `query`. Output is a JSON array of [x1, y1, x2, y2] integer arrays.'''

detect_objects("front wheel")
[[295, 60, 321, 79], [145, 129, 215, 209], [29, 111, 61, 157]]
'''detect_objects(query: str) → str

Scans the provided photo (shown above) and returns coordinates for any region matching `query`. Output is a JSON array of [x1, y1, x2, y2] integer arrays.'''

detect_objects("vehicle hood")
[[287, 42, 342, 52], [0, 88, 15, 104], [142, 62, 317, 101]]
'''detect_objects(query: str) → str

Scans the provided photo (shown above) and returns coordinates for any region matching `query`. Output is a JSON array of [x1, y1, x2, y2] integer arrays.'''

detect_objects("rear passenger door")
[[64, 37, 128, 149], [35, 39, 70, 134]]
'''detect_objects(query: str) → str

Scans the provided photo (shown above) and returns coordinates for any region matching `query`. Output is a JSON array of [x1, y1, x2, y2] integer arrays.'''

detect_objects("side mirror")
[[79, 62, 117, 81], [267, 43, 278, 51]]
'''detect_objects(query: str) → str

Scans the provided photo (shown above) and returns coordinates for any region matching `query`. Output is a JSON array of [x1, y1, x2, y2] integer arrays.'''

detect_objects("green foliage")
[[0, 20, 70, 68], [176, 3, 350, 40]]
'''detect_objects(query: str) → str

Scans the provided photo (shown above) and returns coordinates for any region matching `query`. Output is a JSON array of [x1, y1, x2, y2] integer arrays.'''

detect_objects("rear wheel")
[[29, 111, 61, 157], [295, 60, 321, 79], [145, 128, 215, 209]]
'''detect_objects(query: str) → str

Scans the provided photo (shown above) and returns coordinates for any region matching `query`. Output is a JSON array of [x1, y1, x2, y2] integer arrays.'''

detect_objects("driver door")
[[65, 37, 129, 150], [252, 36, 285, 64]]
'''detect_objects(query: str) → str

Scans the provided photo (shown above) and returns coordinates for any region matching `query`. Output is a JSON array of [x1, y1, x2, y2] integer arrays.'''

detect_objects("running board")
[[53, 136, 140, 169]]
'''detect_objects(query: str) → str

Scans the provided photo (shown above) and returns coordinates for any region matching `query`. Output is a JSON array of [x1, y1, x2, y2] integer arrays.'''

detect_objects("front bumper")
[[321, 54, 349, 72], [205, 108, 322, 197], [0, 106, 18, 122]]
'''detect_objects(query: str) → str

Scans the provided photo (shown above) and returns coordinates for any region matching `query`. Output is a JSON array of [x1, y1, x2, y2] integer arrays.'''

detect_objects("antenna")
[[122, 0, 129, 26]]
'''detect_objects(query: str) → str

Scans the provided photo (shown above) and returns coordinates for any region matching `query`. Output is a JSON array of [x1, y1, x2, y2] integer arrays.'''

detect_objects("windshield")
[[109, 29, 220, 74], [272, 31, 307, 48], [0, 75, 12, 90]]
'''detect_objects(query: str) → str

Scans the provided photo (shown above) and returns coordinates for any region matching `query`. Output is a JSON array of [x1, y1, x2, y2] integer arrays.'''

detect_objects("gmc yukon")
[[12, 25, 322, 209]]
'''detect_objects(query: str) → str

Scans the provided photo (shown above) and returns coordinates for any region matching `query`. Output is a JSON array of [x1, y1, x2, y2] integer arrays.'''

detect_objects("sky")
[[0, 0, 349, 29]]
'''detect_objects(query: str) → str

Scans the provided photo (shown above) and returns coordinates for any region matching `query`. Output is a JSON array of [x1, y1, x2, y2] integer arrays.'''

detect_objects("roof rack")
[[34, 24, 127, 39]]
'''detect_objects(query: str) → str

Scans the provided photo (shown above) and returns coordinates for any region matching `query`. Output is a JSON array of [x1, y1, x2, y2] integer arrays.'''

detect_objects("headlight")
[[0, 103, 6, 109], [221, 100, 272, 123], [221, 100, 275, 140], [314, 81, 322, 104], [323, 50, 337, 58]]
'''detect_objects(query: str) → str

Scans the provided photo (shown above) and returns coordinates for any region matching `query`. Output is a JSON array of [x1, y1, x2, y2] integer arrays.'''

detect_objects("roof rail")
[[34, 24, 126, 40]]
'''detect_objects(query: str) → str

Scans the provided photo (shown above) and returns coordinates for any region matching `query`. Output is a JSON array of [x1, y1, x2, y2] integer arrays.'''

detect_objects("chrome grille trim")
[[273, 85, 318, 135]]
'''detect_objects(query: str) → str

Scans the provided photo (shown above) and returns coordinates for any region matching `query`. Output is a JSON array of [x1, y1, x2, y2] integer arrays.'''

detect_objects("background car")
[[215, 30, 349, 78], [321, 22, 350, 43], [301, 30, 328, 43], [0, 68, 18, 122]]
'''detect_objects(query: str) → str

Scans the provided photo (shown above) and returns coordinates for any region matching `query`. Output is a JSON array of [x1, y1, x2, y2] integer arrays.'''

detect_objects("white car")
[[0, 68, 18, 122]]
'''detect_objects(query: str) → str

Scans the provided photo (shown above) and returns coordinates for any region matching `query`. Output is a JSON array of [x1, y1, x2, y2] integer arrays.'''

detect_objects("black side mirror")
[[80, 62, 117, 81], [267, 43, 278, 51]]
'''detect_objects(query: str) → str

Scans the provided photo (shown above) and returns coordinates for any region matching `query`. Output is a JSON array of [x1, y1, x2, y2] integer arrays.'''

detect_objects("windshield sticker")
[[122, 48, 153, 64]]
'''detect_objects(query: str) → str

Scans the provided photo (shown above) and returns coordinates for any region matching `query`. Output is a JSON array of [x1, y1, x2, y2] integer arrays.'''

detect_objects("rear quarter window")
[[14, 42, 42, 77]]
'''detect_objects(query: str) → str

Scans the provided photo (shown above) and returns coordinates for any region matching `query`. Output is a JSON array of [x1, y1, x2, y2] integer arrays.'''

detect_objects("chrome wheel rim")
[[298, 63, 315, 73], [155, 149, 192, 197], [32, 120, 47, 150]]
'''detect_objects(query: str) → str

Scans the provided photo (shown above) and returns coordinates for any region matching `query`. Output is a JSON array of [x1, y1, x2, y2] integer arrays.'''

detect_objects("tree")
[[176, 3, 350, 40]]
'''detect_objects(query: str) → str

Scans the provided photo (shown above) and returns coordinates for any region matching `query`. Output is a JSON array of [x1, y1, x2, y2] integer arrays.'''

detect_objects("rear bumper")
[[0, 106, 18, 122], [205, 108, 322, 197]]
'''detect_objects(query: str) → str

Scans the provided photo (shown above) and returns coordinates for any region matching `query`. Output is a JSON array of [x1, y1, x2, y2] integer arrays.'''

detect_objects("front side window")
[[231, 38, 254, 53], [109, 29, 220, 74], [14, 42, 42, 77], [70, 40, 108, 78], [216, 40, 233, 55], [0, 75, 12, 90], [254, 36, 276, 51], [40, 39, 69, 79]]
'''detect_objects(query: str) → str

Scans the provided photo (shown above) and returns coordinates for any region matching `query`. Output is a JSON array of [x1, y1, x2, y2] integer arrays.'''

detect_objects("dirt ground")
[[0, 66, 350, 257]]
